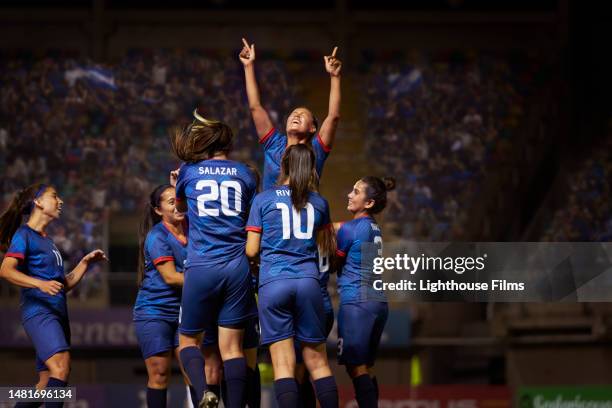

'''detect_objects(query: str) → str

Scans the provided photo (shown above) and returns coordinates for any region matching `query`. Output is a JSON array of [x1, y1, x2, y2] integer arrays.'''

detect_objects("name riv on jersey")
[[198, 166, 238, 176], [275, 189, 291, 197]]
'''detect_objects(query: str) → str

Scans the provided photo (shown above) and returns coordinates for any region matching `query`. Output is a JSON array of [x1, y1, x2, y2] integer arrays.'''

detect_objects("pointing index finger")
[[331, 46, 338, 57], [242, 38, 250, 49]]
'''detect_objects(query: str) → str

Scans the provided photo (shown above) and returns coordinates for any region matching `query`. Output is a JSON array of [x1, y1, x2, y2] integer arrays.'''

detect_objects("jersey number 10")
[[276, 202, 314, 240]]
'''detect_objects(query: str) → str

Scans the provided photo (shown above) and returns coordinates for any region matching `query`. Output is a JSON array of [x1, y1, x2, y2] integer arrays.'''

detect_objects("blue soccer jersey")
[[175, 159, 257, 266], [133, 222, 187, 320], [260, 128, 331, 190], [336, 216, 387, 304], [5, 225, 67, 321], [246, 185, 331, 286]]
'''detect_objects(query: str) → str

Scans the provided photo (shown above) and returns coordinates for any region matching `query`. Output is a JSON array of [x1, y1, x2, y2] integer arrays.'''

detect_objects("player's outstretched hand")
[[239, 38, 256, 66], [170, 168, 180, 187], [81, 249, 108, 265], [324, 46, 342, 77], [38, 280, 64, 296]]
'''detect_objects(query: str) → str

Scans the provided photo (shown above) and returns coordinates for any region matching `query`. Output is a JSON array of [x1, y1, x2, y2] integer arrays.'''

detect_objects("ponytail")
[[278, 144, 318, 211], [361, 176, 396, 215], [0, 183, 47, 250], [137, 184, 173, 285]]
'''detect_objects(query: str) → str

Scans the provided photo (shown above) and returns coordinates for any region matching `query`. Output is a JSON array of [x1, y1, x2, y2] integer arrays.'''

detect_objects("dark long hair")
[[361, 176, 396, 215], [138, 184, 173, 284], [170, 109, 234, 163], [0, 183, 48, 251], [278, 144, 318, 211]]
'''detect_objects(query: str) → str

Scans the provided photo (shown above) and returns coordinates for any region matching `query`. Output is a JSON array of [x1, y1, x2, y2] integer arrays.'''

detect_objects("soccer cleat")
[[199, 390, 219, 408]]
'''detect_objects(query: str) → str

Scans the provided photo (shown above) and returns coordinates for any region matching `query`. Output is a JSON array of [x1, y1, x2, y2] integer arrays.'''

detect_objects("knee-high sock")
[[223, 357, 247, 408], [44, 377, 67, 408], [352, 374, 377, 408], [298, 376, 316, 408], [274, 378, 299, 408], [146, 387, 167, 408], [179, 347, 207, 404], [313, 376, 338, 408], [246, 366, 261, 408]]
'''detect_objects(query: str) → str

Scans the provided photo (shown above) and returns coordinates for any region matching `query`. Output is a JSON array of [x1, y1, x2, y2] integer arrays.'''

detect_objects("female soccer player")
[[335, 176, 394, 408], [0, 184, 107, 408], [171, 111, 258, 408], [245, 144, 338, 408], [134, 183, 193, 408], [239, 38, 342, 190]]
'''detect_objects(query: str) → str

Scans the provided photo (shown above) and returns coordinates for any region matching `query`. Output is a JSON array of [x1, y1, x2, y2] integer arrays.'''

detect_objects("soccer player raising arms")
[[239, 38, 341, 190], [335, 177, 394, 408], [0, 184, 107, 408], [245, 144, 338, 408]]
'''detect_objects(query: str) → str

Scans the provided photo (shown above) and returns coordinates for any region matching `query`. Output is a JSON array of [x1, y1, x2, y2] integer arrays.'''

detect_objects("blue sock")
[[14, 402, 42, 408], [313, 376, 338, 408], [188, 386, 198, 407], [221, 378, 228, 407], [274, 378, 299, 408], [146, 387, 167, 408], [246, 366, 261, 408], [179, 347, 207, 404], [207, 383, 221, 400], [372, 376, 379, 401], [45, 377, 67, 408], [223, 357, 247, 408], [352, 374, 377, 408], [298, 376, 316, 408]]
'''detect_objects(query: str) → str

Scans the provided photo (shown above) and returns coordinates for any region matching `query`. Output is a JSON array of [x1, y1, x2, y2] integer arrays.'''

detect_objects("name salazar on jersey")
[[198, 166, 238, 176]]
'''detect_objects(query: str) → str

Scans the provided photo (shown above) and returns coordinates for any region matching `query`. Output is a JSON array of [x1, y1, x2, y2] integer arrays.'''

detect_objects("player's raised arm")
[[65, 249, 108, 291], [239, 38, 274, 139], [318, 46, 342, 149]]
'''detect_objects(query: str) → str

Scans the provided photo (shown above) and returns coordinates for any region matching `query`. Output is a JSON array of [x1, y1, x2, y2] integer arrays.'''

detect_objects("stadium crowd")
[[362, 51, 535, 241], [541, 130, 612, 242], [0, 50, 296, 286]]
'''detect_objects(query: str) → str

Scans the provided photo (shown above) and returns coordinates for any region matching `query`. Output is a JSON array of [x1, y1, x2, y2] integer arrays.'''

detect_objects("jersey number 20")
[[276, 202, 314, 240], [196, 180, 242, 217]]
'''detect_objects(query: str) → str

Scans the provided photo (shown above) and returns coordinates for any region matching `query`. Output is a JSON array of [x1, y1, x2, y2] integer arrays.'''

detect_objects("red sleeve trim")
[[246, 226, 262, 233], [153, 256, 174, 265], [316, 133, 332, 153], [336, 249, 346, 258], [5, 252, 25, 260], [259, 128, 276, 145]]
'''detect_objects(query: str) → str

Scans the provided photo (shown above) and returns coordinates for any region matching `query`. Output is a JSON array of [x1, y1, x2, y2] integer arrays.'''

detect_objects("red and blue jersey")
[[246, 185, 331, 286], [133, 222, 187, 320], [336, 216, 387, 304], [260, 128, 331, 191], [5, 225, 67, 321], [176, 159, 257, 266]]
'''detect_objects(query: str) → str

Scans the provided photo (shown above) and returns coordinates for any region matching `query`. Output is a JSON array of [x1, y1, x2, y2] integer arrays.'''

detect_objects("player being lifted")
[[171, 112, 258, 408], [245, 144, 338, 408], [239, 38, 342, 191], [0, 184, 107, 408], [334, 177, 394, 408]]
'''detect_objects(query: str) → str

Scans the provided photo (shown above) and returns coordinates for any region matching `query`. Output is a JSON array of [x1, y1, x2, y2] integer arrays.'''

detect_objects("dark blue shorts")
[[23, 313, 70, 371], [258, 278, 326, 346], [203, 316, 260, 349], [134, 319, 179, 359], [337, 301, 388, 366], [180, 255, 257, 335], [295, 308, 334, 363]]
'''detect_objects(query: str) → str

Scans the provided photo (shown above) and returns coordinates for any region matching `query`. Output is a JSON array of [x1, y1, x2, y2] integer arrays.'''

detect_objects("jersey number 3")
[[196, 180, 242, 217], [276, 202, 314, 240]]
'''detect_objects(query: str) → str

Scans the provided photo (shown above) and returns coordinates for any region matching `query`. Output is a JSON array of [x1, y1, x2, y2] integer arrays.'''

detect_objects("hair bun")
[[383, 176, 396, 192]]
